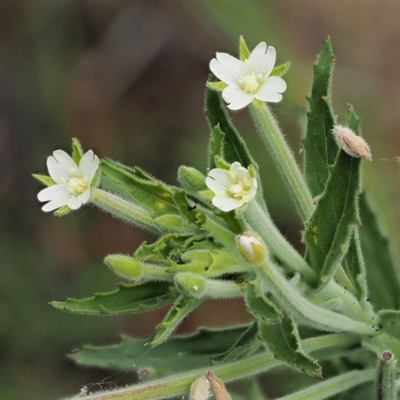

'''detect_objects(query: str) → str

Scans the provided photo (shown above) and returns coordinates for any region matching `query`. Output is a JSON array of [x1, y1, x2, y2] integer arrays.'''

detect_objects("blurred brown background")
[[1, 1, 400, 398]]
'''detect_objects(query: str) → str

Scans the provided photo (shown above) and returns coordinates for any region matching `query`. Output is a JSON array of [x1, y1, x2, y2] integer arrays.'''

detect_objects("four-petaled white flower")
[[205, 162, 258, 212], [38, 149, 99, 212], [209, 42, 287, 110]]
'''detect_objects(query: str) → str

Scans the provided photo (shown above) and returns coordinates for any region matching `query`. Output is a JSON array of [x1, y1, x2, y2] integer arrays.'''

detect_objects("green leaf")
[[148, 295, 203, 347], [206, 81, 227, 92], [302, 38, 338, 198], [304, 106, 362, 287], [51, 282, 177, 315], [212, 322, 261, 364], [134, 233, 203, 266], [258, 315, 322, 378], [177, 166, 207, 192], [204, 79, 256, 169], [53, 205, 72, 217], [244, 281, 322, 377], [340, 227, 368, 302], [100, 159, 178, 216], [359, 192, 400, 310], [32, 173, 55, 187], [71, 137, 83, 164], [270, 61, 291, 77], [207, 124, 225, 170], [70, 325, 253, 376], [244, 280, 281, 321], [239, 35, 250, 60], [172, 189, 205, 227]]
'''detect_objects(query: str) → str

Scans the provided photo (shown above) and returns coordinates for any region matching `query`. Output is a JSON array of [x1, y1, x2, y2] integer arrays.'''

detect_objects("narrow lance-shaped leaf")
[[51, 282, 177, 315], [71, 325, 252, 376], [304, 106, 362, 288], [359, 192, 400, 310], [147, 295, 203, 347], [100, 158, 179, 216], [302, 38, 338, 197], [212, 322, 261, 364], [245, 281, 322, 378], [205, 77, 255, 169], [341, 226, 368, 302]]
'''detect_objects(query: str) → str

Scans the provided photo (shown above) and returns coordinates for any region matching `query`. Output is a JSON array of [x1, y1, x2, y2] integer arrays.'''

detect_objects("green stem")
[[249, 103, 314, 221], [244, 201, 376, 325], [91, 188, 160, 233], [244, 201, 316, 283], [278, 369, 374, 400], [256, 256, 377, 335], [375, 351, 396, 400], [64, 334, 357, 400]]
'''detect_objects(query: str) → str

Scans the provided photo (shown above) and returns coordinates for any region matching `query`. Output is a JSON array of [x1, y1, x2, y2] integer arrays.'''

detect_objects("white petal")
[[79, 150, 99, 179], [47, 150, 77, 183], [255, 76, 287, 103], [222, 86, 253, 110], [244, 179, 258, 201], [79, 189, 91, 205], [206, 169, 231, 192], [68, 196, 83, 210], [212, 196, 244, 212], [249, 43, 276, 76], [37, 184, 70, 202], [210, 53, 246, 85], [38, 185, 71, 212]]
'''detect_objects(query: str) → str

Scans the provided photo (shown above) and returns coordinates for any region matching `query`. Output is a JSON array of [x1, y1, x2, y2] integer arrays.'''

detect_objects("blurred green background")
[[2, 2, 400, 398]]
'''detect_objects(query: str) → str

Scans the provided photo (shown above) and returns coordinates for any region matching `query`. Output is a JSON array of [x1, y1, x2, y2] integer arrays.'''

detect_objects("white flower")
[[209, 42, 287, 110], [37, 149, 99, 212], [205, 162, 257, 212]]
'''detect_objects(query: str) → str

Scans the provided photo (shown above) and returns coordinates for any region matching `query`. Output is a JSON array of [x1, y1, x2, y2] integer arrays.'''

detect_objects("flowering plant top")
[[209, 41, 287, 110]]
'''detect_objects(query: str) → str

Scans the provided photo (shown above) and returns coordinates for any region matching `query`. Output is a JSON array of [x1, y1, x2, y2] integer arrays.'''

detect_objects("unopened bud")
[[190, 374, 210, 400], [206, 371, 232, 400], [332, 125, 372, 161], [237, 232, 267, 265], [174, 272, 206, 298], [104, 254, 142, 280], [178, 166, 207, 191]]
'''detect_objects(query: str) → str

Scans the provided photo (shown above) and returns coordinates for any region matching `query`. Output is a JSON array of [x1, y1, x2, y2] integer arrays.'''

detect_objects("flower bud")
[[104, 254, 143, 280], [237, 232, 267, 265], [178, 166, 207, 191], [174, 273, 206, 299], [332, 125, 372, 161], [206, 371, 231, 400], [190, 374, 210, 400]]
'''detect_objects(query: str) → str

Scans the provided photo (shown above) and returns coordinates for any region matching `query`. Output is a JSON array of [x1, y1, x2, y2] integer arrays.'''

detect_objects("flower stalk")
[[249, 103, 314, 221], [91, 188, 160, 233], [238, 233, 376, 335], [64, 334, 359, 400]]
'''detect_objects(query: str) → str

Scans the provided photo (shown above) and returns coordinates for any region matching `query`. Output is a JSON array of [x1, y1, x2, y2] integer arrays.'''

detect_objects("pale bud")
[[206, 371, 232, 400], [332, 125, 372, 161], [190, 374, 210, 400], [237, 232, 267, 265]]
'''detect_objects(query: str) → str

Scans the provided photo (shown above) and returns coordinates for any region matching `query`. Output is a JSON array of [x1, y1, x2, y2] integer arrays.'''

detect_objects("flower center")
[[67, 177, 89, 196], [229, 178, 252, 200], [239, 73, 263, 94]]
